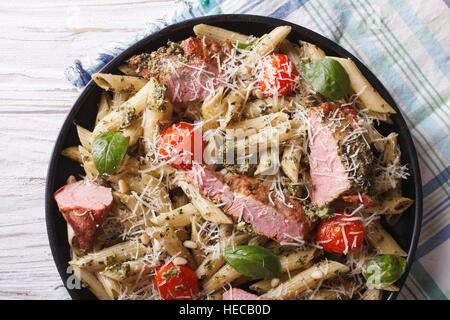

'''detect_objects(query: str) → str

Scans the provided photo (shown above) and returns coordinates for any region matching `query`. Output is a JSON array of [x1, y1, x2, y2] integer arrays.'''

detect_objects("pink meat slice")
[[222, 288, 266, 300], [164, 63, 223, 104], [308, 108, 352, 207], [54, 180, 113, 250], [185, 164, 315, 242], [129, 36, 231, 104]]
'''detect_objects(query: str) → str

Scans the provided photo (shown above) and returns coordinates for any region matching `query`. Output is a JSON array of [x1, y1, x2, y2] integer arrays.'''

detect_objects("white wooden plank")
[[0, 0, 176, 299]]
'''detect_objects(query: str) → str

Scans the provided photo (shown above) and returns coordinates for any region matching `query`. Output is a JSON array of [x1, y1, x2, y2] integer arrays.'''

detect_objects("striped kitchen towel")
[[64, 0, 450, 300]]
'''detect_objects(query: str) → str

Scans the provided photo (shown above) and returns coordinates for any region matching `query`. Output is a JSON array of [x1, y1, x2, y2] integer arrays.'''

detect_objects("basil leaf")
[[223, 245, 282, 279], [365, 254, 406, 289], [92, 131, 128, 177], [302, 58, 350, 100]]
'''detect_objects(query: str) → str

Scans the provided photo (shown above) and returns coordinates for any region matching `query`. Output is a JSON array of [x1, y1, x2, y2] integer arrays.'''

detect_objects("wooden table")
[[0, 0, 175, 300]]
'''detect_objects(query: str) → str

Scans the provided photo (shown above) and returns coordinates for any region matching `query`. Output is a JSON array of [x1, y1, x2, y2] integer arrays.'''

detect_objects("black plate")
[[46, 14, 422, 300]]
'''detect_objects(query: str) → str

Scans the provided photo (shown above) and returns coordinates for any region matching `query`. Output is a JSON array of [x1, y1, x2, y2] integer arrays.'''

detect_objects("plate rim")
[[45, 13, 423, 300]]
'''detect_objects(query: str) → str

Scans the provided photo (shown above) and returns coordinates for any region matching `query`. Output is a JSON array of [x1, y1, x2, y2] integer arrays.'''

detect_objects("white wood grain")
[[0, 0, 176, 300]]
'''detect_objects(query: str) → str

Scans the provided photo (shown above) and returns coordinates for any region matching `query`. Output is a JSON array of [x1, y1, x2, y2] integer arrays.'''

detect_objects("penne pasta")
[[298, 40, 326, 62], [148, 226, 196, 270], [278, 248, 316, 272], [61, 146, 82, 163], [195, 232, 249, 281], [201, 263, 241, 296], [78, 145, 99, 180], [73, 266, 112, 300], [233, 120, 305, 153], [121, 117, 143, 147], [254, 148, 280, 176], [93, 79, 156, 135], [96, 273, 121, 299], [150, 203, 198, 228], [380, 132, 399, 165], [113, 173, 172, 214], [69, 241, 151, 272], [193, 24, 249, 43], [178, 180, 232, 224], [76, 124, 94, 151], [365, 220, 407, 256], [280, 143, 302, 182], [92, 73, 148, 94], [219, 86, 248, 129], [226, 111, 288, 131], [243, 26, 291, 66], [364, 196, 414, 215], [96, 91, 112, 126], [142, 78, 174, 152], [261, 260, 350, 299], [200, 86, 225, 131], [118, 64, 141, 77], [360, 289, 383, 300], [190, 215, 207, 266]]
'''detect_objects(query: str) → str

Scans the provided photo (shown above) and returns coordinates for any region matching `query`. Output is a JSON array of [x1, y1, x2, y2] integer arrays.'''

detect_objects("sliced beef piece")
[[187, 164, 234, 204], [225, 175, 315, 242], [54, 180, 113, 250], [128, 37, 231, 104], [179, 36, 232, 66], [185, 164, 315, 242], [163, 62, 223, 104], [341, 194, 376, 208], [222, 288, 266, 300], [308, 102, 374, 207]]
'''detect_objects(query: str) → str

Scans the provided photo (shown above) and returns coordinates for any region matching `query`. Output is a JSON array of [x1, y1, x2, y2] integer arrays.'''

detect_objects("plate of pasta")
[[46, 15, 422, 300]]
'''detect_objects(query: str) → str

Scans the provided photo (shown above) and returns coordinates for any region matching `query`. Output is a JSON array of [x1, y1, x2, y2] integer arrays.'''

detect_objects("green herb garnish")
[[223, 245, 282, 279], [92, 131, 128, 177], [302, 58, 350, 100]]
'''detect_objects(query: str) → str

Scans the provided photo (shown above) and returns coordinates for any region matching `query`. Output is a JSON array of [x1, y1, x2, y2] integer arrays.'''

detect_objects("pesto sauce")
[[146, 82, 168, 111], [337, 133, 374, 193], [162, 266, 181, 280], [120, 107, 141, 129], [301, 201, 334, 222]]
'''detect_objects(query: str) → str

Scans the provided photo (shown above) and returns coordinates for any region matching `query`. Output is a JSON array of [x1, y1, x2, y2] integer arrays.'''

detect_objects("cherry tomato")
[[155, 262, 199, 300], [315, 212, 364, 254], [159, 122, 204, 170], [259, 53, 298, 96]]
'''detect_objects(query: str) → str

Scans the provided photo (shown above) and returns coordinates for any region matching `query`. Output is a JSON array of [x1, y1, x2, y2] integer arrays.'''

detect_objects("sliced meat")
[[341, 194, 376, 208], [225, 175, 315, 242], [129, 37, 231, 104], [308, 102, 373, 207], [187, 164, 234, 204], [222, 288, 265, 300], [179, 36, 232, 66], [186, 164, 315, 242], [54, 180, 113, 250], [163, 62, 223, 104]]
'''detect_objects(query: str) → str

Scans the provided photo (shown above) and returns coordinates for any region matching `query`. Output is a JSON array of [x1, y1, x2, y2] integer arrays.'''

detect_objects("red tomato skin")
[[159, 122, 204, 170], [259, 54, 298, 97], [315, 213, 364, 254], [155, 262, 199, 300]]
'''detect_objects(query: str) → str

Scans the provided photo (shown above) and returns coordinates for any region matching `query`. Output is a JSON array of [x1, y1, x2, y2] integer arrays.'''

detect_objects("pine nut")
[[183, 240, 198, 249], [140, 233, 150, 245], [173, 257, 188, 266], [271, 278, 280, 287], [311, 270, 323, 280], [118, 179, 129, 194]]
